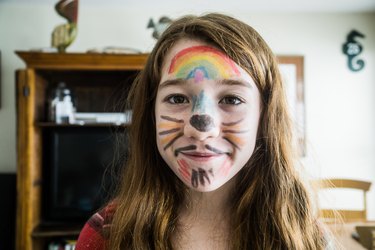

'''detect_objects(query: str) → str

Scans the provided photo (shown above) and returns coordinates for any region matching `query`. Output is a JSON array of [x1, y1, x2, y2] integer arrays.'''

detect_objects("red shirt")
[[75, 203, 115, 250]]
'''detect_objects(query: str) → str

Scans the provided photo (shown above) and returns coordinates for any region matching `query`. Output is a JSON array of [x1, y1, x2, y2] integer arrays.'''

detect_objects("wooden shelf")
[[36, 122, 129, 128], [32, 225, 81, 238], [16, 51, 148, 70]]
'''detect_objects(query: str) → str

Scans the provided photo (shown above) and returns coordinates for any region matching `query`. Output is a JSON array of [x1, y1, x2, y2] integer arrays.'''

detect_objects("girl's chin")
[[180, 177, 228, 192]]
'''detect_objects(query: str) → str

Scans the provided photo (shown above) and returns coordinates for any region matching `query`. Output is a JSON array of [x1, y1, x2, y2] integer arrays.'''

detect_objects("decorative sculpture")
[[342, 30, 365, 72], [51, 0, 79, 52], [147, 16, 172, 40]]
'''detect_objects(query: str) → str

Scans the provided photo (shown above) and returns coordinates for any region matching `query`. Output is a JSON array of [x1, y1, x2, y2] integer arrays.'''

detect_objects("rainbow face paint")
[[168, 46, 240, 82]]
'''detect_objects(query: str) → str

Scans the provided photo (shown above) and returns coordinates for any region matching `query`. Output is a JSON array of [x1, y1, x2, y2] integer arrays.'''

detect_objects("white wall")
[[1, 3, 374, 219]]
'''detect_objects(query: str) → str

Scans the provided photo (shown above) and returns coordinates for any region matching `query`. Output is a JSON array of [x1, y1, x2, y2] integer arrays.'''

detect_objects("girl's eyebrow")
[[158, 78, 252, 89], [159, 78, 186, 89], [218, 79, 252, 89]]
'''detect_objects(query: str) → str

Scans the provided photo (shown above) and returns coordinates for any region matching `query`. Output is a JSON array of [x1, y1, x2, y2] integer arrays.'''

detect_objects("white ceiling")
[[1, 0, 375, 13]]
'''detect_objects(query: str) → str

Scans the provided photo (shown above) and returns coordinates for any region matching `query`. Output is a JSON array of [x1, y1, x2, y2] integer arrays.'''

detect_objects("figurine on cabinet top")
[[51, 0, 79, 52]]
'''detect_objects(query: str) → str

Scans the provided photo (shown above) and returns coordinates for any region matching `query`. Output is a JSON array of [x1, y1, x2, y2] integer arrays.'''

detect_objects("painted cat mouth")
[[180, 152, 223, 162], [174, 144, 230, 157]]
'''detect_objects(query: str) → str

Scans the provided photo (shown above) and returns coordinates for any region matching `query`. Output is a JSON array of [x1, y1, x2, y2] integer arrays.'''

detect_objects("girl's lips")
[[181, 152, 223, 162]]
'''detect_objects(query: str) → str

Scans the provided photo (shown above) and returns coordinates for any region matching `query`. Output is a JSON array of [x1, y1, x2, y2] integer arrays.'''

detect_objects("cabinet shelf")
[[36, 122, 129, 128], [32, 225, 82, 238], [16, 51, 148, 70]]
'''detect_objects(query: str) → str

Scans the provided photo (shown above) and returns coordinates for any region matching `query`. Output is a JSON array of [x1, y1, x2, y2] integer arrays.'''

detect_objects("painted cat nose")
[[190, 114, 214, 132], [184, 114, 220, 141]]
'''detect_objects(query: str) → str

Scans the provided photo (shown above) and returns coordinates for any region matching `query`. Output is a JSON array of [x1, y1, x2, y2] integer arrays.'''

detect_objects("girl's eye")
[[220, 96, 243, 105], [166, 95, 189, 104]]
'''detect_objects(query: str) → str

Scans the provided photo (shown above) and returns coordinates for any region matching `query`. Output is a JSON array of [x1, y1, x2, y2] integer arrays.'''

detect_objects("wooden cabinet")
[[15, 52, 147, 250]]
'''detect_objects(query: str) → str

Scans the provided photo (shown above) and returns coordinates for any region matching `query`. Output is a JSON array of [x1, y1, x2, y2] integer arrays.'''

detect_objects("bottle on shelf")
[[49, 82, 75, 124]]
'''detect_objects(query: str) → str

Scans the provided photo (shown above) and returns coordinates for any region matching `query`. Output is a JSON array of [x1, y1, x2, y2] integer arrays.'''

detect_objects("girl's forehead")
[[160, 39, 255, 87]]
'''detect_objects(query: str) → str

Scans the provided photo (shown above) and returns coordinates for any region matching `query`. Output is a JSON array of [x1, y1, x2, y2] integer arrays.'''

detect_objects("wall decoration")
[[51, 0, 79, 52], [147, 16, 172, 40], [342, 30, 365, 72], [278, 56, 305, 156]]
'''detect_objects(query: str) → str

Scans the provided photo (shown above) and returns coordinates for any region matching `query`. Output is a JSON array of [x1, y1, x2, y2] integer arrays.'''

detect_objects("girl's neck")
[[173, 179, 235, 250], [180, 178, 235, 220]]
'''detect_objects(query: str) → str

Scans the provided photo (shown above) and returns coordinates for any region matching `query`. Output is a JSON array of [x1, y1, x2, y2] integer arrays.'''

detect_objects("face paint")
[[155, 40, 261, 192], [157, 109, 253, 190], [189, 115, 214, 132], [168, 46, 240, 82], [218, 157, 232, 177], [177, 159, 191, 183], [205, 145, 232, 178], [174, 145, 197, 157], [191, 168, 212, 188], [205, 145, 226, 154], [221, 119, 248, 150], [221, 119, 249, 134], [177, 144, 232, 188], [157, 115, 184, 150], [189, 90, 216, 132], [192, 91, 212, 113]]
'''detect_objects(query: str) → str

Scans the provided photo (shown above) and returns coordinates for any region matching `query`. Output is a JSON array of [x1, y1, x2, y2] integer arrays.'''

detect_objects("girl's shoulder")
[[75, 202, 117, 250]]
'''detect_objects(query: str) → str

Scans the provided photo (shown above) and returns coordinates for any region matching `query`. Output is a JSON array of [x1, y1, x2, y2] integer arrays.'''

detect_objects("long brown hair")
[[108, 13, 326, 249]]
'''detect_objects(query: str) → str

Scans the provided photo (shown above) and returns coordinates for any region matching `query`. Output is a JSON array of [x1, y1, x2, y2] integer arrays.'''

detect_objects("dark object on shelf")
[[0, 173, 16, 250], [342, 30, 365, 72]]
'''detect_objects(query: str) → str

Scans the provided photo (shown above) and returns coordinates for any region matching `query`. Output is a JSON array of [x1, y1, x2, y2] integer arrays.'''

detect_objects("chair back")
[[312, 178, 372, 222]]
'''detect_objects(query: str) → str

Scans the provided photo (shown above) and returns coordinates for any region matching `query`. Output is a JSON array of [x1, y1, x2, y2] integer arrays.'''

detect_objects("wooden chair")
[[312, 178, 372, 222]]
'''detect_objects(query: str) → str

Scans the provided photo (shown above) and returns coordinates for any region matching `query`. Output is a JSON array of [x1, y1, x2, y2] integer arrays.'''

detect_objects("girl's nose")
[[184, 114, 220, 141]]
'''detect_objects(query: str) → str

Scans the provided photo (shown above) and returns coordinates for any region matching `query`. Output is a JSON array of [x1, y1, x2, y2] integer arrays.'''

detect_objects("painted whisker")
[[205, 145, 226, 154], [174, 145, 197, 157], [222, 129, 249, 134], [160, 115, 184, 123], [222, 118, 243, 126], [161, 133, 180, 145], [164, 132, 184, 150], [223, 136, 241, 150], [158, 128, 181, 135], [158, 122, 182, 130], [221, 119, 246, 132]]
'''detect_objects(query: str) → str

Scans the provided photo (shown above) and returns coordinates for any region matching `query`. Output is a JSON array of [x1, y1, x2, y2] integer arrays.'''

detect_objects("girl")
[[76, 13, 328, 250]]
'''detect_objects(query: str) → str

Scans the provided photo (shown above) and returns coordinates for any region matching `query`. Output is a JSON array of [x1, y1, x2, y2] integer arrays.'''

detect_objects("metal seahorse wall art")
[[52, 0, 79, 52], [342, 30, 365, 72]]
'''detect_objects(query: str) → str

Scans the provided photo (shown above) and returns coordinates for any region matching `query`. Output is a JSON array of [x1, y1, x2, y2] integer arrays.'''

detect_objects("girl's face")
[[155, 39, 261, 192]]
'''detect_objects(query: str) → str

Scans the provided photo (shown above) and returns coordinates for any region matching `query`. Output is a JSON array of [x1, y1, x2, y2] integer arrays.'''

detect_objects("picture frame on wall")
[[277, 56, 305, 156]]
